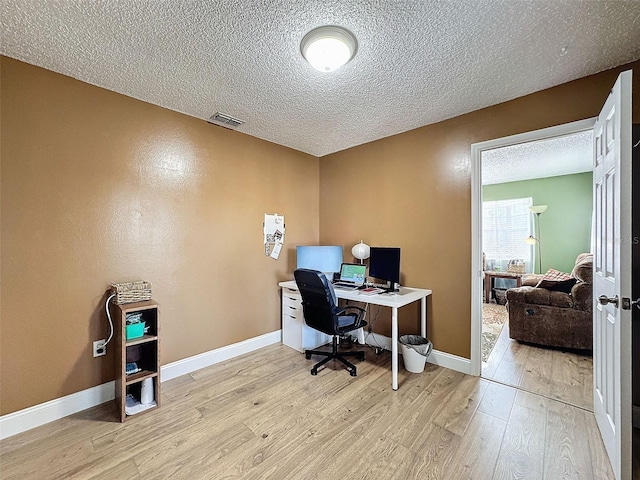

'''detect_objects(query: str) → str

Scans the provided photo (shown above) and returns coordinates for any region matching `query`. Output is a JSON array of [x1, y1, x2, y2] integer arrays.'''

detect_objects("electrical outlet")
[[93, 339, 106, 357]]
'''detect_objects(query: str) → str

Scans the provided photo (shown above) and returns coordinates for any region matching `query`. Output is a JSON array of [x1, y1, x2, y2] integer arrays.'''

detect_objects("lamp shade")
[[301, 26, 357, 72], [351, 241, 370, 261], [525, 235, 538, 245], [529, 205, 548, 214]]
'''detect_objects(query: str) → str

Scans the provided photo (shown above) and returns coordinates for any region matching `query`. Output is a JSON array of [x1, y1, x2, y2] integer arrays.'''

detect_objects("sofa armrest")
[[571, 282, 592, 312], [506, 286, 534, 304]]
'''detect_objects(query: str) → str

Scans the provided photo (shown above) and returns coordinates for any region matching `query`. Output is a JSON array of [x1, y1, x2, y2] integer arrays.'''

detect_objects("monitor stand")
[[384, 281, 399, 293]]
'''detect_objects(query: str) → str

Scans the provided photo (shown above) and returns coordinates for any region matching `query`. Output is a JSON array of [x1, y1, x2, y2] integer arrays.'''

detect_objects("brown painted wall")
[[2, 55, 639, 415], [320, 59, 640, 358], [0, 57, 320, 414]]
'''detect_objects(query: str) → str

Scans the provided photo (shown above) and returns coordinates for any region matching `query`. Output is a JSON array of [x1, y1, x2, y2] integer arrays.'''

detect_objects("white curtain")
[[482, 197, 534, 274]]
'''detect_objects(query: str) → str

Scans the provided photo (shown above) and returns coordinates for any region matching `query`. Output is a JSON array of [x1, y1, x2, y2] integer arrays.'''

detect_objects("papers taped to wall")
[[264, 213, 285, 259]]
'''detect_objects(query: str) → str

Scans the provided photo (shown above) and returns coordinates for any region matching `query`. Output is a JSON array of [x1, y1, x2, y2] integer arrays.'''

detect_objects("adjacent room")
[[1, 1, 639, 479], [479, 131, 594, 411]]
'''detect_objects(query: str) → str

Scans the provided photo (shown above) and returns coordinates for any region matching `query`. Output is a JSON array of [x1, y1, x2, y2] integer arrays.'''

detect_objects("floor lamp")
[[526, 205, 547, 273]]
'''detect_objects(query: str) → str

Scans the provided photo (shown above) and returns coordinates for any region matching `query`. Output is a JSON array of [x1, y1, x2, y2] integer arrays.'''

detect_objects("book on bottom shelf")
[[124, 393, 156, 416]]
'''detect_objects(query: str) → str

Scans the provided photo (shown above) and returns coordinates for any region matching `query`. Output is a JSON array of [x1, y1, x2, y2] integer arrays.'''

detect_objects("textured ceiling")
[[482, 130, 593, 185], [1, 1, 639, 157]]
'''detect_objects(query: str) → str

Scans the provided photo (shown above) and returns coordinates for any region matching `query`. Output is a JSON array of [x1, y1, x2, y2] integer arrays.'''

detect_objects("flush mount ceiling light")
[[300, 25, 357, 72]]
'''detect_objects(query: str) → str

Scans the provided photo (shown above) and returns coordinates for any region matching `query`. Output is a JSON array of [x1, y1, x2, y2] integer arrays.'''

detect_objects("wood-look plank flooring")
[[1, 343, 613, 479], [483, 314, 640, 478], [483, 319, 593, 411]]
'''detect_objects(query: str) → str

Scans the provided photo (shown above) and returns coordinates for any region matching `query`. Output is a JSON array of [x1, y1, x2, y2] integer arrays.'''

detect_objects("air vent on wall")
[[207, 112, 245, 129]]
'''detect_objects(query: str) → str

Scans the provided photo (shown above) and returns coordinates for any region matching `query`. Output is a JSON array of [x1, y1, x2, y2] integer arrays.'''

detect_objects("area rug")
[[482, 303, 508, 362]]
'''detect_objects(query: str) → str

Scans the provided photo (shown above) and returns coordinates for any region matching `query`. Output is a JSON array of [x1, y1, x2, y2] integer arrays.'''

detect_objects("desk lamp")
[[351, 241, 370, 264]]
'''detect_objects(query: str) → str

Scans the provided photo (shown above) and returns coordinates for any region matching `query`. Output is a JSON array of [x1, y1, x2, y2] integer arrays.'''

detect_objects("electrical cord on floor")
[[344, 301, 385, 355], [368, 304, 381, 331], [103, 293, 116, 348], [364, 330, 385, 355], [360, 302, 368, 326], [364, 305, 385, 355]]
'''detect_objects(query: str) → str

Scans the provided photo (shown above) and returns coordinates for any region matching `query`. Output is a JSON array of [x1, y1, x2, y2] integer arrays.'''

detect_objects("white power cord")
[[103, 293, 116, 347]]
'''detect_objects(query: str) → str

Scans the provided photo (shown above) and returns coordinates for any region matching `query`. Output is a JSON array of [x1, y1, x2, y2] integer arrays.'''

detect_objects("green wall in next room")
[[483, 172, 593, 274]]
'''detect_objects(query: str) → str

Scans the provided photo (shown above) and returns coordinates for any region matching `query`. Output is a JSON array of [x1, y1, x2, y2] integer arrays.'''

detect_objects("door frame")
[[470, 118, 596, 376]]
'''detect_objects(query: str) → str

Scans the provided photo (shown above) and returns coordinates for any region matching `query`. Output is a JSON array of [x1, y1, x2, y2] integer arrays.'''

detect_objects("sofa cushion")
[[571, 253, 593, 284], [521, 274, 543, 287], [528, 287, 575, 308], [535, 268, 577, 293], [506, 286, 575, 308]]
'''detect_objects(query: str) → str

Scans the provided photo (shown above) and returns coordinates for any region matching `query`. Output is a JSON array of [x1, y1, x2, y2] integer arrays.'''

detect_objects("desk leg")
[[420, 297, 427, 337], [392, 306, 398, 391]]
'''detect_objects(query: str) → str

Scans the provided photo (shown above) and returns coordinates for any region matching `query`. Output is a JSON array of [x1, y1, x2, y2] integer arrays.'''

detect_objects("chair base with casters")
[[306, 336, 366, 376]]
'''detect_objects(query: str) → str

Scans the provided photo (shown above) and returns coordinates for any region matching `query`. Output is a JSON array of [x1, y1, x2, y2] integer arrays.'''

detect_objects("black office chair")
[[294, 268, 367, 376]]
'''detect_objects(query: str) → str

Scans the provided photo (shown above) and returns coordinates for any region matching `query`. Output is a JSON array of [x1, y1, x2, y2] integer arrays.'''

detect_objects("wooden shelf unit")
[[112, 299, 160, 422]]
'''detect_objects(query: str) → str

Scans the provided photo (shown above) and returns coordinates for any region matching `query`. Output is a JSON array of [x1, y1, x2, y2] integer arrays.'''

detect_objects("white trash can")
[[399, 335, 432, 373]]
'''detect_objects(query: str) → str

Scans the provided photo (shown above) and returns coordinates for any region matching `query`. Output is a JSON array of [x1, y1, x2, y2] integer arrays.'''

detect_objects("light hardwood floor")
[[1, 343, 614, 479], [483, 319, 593, 411]]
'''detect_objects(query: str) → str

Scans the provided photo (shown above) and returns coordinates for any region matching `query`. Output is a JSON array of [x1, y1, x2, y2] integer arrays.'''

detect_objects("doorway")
[[470, 119, 596, 409]]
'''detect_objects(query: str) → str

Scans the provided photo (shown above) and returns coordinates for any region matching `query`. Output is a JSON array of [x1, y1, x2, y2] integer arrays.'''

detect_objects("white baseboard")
[[0, 330, 282, 439], [427, 349, 473, 375], [363, 331, 393, 351], [161, 330, 281, 381], [362, 332, 471, 375], [0, 381, 115, 440]]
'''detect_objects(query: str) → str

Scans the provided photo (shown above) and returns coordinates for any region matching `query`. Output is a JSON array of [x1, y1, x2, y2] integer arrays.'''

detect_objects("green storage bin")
[[126, 322, 145, 340]]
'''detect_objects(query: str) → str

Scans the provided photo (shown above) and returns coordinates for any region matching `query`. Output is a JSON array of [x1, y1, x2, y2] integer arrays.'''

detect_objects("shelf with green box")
[[112, 299, 160, 422]]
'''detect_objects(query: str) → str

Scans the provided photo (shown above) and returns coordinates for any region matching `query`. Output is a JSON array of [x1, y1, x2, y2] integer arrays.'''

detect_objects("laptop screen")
[[338, 263, 367, 285]]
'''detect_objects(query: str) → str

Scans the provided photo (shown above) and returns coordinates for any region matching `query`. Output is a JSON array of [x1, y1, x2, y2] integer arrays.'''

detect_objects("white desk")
[[279, 280, 432, 390]]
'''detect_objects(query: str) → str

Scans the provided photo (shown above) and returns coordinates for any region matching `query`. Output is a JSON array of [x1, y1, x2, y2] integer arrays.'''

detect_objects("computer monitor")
[[369, 247, 401, 292], [296, 245, 343, 279]]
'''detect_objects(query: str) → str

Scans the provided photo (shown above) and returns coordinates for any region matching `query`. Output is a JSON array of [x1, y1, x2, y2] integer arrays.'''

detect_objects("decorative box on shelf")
[[111, 281, 152, 305], [126, 322, 145, 340]]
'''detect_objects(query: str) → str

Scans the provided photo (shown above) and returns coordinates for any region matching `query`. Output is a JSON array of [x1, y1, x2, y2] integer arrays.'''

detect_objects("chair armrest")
[[337, 305, 366, 326], [336, 305, 365, 315]]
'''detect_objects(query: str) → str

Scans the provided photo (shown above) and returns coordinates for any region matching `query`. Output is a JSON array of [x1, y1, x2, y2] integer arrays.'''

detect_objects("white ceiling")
[[1, 1, 639, 157], [482, 130, 594, 185]]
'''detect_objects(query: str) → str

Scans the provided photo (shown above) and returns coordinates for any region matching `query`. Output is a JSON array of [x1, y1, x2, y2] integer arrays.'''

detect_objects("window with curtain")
[[483, 197, 533, 272]]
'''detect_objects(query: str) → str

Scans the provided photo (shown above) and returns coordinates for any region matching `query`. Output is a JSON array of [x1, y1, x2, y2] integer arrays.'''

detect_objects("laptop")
[[332, 263, 367, 290]]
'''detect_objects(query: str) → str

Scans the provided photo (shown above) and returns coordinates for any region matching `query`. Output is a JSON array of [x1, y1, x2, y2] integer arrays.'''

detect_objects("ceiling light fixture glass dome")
[[300, 26, 357, 72]]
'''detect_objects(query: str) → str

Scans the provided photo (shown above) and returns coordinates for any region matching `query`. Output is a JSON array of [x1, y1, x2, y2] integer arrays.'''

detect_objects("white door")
[[593, 69, 633, 480]]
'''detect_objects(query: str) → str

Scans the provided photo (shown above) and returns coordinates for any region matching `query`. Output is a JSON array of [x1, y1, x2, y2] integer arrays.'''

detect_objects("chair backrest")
[[294, 269, 340, 336]]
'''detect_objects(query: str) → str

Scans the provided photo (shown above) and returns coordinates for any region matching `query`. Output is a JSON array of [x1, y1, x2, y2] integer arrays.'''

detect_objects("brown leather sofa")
[[505, 253, 593, 350]]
